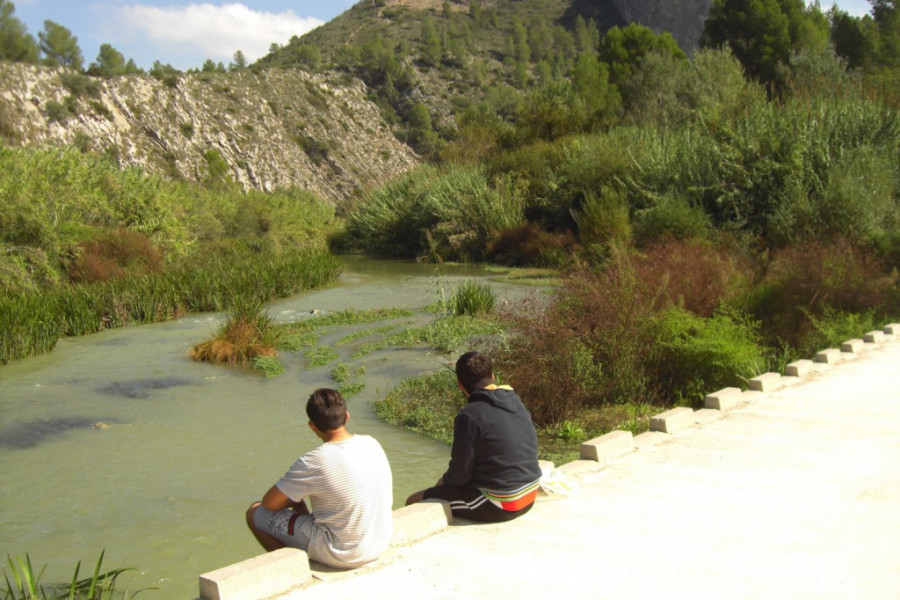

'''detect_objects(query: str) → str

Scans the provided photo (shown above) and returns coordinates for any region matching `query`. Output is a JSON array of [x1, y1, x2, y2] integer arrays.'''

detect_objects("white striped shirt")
[[276, 434, 393, 567]]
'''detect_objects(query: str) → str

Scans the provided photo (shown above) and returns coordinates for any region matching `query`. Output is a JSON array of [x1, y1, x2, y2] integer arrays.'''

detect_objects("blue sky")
[[10, 1, 876, 72]]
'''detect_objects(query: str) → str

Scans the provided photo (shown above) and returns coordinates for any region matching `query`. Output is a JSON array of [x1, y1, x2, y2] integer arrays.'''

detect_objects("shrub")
[[648, 307, 764, 406], [486, 223, 574, 267], [746, 238, 896, 353], [632, 195, 710, 244], [67, 229, 163, 284], [634, 238, 751, 318]]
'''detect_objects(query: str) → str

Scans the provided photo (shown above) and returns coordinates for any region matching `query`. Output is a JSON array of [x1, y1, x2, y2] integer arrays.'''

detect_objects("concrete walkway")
[[203, 331, 900, 599]]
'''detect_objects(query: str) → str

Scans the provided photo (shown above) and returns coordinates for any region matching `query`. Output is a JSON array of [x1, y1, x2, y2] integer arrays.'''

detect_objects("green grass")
[[333, 323, 409, 347], [2, 551, 150, 600], [304, 346, 339, 368], [353, 314, 504, 357]]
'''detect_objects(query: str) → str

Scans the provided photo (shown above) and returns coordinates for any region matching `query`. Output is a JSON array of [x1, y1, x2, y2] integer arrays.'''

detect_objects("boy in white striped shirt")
[[246, 388, 393, 568]]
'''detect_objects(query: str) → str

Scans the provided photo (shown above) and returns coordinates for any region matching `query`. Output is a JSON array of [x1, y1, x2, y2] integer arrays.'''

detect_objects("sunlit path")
[[205, 331, 900, 600]]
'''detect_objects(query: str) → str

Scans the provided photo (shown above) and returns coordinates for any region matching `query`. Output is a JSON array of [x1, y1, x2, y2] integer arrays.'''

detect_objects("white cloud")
[[111, 3, 323, 66]]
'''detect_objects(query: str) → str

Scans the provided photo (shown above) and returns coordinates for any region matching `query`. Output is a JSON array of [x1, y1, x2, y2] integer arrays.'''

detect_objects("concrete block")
[[749, 372, 782, 393], [864, 330, 886, 344], [785, 359, 813, 378], [199, 548, 310, 600], [841, 339, 864, 353], [884, 323, 900, 335], [556, 459, 605, 478], [580, 430, 634, 463], [815, 348, 842, 364], [704, 387, 743, 411], [649, 407, 694, 434], [390, 501, 451, 547]]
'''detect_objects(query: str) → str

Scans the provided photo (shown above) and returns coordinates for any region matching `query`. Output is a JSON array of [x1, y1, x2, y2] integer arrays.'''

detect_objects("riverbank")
[[202, 324, 900, 599]]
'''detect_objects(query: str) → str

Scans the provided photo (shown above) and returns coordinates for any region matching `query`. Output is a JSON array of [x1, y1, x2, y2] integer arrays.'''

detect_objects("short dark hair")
[[306, 388, 348, 431], [455, 351, 493, 394]]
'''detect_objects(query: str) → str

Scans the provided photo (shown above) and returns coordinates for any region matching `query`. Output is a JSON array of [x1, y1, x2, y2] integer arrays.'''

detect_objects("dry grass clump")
[[190, 301, 280, 364]]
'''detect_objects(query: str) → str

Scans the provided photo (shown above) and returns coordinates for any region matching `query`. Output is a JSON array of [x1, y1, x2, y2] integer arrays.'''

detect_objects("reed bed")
[[0, 248, 341, 364]]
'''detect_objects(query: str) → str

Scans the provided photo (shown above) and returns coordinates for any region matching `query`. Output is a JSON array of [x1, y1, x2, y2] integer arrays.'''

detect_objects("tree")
[[230, 49, 247, 71], [407, 102, 440, 156], [701, 0, 829, 86], [421, 17, 441, 66], [571, 52, 620, 125], [830, 9, 874, 69], [598, 24, 686, 88], [0, 0, 37, 63], [88, 43, 125, 78], [871, 0, 899, 69], [201, 58, 226, 73], [38, 19, 83, 70], [574, 15, 600, 54]]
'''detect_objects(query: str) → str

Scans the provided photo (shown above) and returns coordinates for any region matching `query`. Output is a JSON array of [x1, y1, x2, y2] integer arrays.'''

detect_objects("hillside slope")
[[0, 63, 418, 202]]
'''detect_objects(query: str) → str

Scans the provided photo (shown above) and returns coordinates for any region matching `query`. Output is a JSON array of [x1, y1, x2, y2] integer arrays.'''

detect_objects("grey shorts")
[[252, 506, 312, 550]]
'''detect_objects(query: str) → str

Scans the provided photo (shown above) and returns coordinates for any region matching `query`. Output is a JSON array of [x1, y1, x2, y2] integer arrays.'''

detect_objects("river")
[[0, 257, 543, 598]]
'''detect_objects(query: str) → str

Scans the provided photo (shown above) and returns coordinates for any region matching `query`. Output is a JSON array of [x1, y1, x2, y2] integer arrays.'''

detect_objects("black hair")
[[455, 351, 493, 394], [306, 388, 348, 431]]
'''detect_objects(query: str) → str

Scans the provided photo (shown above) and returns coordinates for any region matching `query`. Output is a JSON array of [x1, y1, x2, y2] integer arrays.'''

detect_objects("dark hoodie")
[[441, 385, 542, 492]]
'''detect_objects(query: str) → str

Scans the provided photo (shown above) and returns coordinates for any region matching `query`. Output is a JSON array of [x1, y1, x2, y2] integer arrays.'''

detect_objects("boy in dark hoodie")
[[405, 351, 542, 522]]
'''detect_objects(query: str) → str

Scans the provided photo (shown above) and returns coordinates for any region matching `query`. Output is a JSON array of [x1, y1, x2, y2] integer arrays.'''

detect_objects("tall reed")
[[0, 248, 341, 364]]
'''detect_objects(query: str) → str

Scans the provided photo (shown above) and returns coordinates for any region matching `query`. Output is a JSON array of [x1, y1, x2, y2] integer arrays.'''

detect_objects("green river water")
[[0, 257, 542, 598]]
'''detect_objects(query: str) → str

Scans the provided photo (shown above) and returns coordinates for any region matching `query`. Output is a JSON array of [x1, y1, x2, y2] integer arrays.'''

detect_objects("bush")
[[648, 307, 764, 406], [635, 238, 751, 318], [746, 238, 896, 353], [632, 195, 709, 244], [67, 229, 163, 284]]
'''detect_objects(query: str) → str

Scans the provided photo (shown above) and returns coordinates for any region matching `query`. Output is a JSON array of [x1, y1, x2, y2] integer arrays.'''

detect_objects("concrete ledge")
[[841, 339, 864, 353], [556, 459, 606, 478], [749, 372, 782, 393], [633, 431, 668, 450], [580, 430, 634, 463], [693, 408, 724, 425], [390, 501, 451, 547], [884, 323, 900, 335], [741, 390, 765, 402], [650, 407, 694, 434], [785, 359, 813, 378], [704, 387, 743, 411], [815, 348, 842, 364], [864, 330, 886, 344], [199, 547, 310, 600], [780, 375, 802, 388]]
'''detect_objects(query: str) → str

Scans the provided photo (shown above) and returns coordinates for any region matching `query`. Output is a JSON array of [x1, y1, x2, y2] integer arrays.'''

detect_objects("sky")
[[10, 1, 877, 72]]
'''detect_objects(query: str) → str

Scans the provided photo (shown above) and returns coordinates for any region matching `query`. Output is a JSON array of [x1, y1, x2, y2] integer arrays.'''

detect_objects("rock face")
[[611, 0, 714, 51], [0, 63, 419, 203]]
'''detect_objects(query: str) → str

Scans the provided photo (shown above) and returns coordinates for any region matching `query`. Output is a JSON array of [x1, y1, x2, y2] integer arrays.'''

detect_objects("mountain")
[[0, 0, 713, 203]]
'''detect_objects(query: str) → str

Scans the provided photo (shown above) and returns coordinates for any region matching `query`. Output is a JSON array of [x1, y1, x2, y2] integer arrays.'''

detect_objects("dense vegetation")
[[0, 146, 342, 363], [1, 0, 898, 446], [335, 2, 900, 440]]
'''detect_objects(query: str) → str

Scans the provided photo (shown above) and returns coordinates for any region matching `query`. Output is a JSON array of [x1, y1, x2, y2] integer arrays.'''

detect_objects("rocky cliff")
[[0, 63, 419, 203], [611, 0, 713, 51]]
